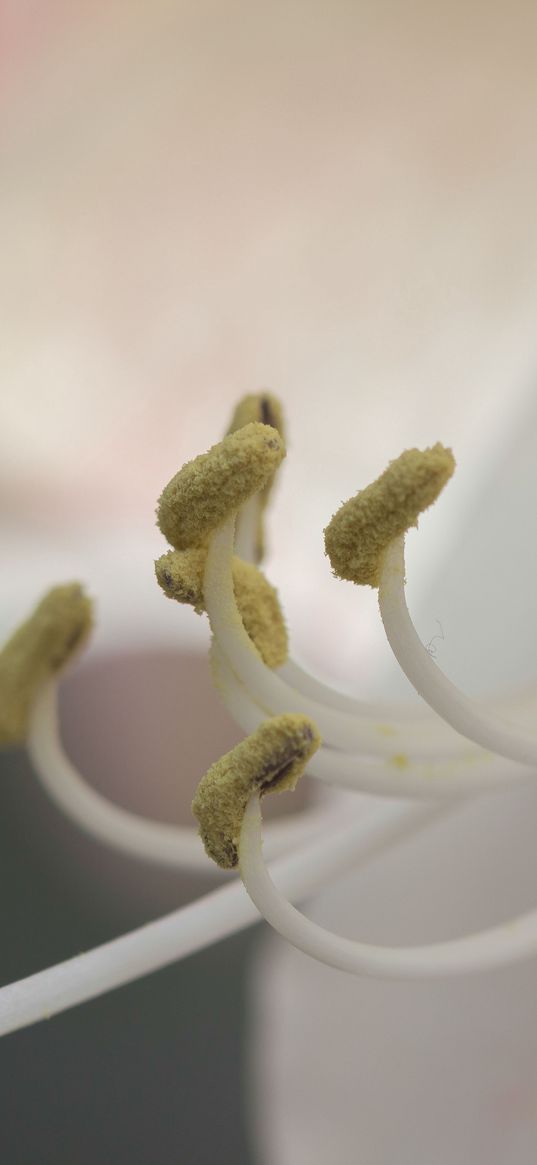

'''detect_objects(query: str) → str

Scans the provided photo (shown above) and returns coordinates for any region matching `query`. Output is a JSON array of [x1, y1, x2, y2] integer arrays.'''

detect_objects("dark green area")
[[0, 747, 257, 1165]]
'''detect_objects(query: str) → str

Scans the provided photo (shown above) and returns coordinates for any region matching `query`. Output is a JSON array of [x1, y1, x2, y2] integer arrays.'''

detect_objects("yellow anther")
[[155, 548, 288, 668], [232, 557, 288, 668], [155, 548, 208, 614], [0, 584, 93, 745], [157, 422, 285, 551], [226, 392, 285, 440], [324, 444, 455, 587], [192, 714, 320, 869]]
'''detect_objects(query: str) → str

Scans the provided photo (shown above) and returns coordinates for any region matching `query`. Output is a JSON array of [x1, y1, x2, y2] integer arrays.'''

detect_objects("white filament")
[[240, 794, 537, 978], [204, 518, 485, 761], [379, 537, 537, 769], [0, 796, 446, 1036], [27, 678, 335, 872], [211, 642, 535, 799]]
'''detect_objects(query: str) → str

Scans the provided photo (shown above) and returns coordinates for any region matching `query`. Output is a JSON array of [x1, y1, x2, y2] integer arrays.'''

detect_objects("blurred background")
[[2, 1, 537, 1161]]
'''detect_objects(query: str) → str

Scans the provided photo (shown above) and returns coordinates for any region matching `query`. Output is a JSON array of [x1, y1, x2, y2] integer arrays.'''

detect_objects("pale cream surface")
[[2, 0, 537, 674]]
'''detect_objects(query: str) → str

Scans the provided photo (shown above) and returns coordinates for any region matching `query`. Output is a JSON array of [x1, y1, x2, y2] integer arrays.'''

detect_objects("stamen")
[[230, 558, 288, 669], [166, 416, 476, 755], [227, 392, 285, 562], [0, 583, 92, 745], [324, 443, 455, 586], [280, 659, 537, 729], [27, 677, 325, 871], [226, 391, 285, 438], [28, 677, 211, 871], [6, 399, 537, 1033], [211, 641, 535, 799], [379, 535, 537, 767], [239, 793, 537, 978], [203, 515, 483, 760], [155, 547, 288, 667], [192, 714, 320, 868], [157, 421, 285, 551], [0, 579, 310, 874], [155, 547, 208, 613]]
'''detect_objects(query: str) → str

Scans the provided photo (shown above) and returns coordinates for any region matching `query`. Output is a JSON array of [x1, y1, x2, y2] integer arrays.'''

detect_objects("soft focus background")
[[2, 2, 537, 1161]]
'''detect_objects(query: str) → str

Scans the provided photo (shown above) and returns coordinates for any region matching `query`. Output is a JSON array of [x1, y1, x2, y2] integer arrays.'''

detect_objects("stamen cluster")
[[0, 391, 535, 1036]]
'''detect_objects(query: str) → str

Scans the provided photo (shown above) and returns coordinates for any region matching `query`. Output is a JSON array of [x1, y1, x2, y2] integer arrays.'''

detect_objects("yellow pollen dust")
[[376, 723, 397, 738], [390, 753, 409, 769], [155, 548, 288, 668], [324, 444, 455, 587], [192, 714, 321, 869], [0, 584, 93, 746], [157, 422, 285, 552], [226, 392, 285, 439]]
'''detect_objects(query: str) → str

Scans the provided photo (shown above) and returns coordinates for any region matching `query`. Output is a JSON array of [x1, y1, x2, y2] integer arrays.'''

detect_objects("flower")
[[1, 393, 536, 1036]]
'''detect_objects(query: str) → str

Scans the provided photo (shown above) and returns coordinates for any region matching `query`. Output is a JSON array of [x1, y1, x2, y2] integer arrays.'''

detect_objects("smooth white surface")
[[241, 793, 537, 977], [379, 536, 537, 766], [253, 392, 537, 1165]]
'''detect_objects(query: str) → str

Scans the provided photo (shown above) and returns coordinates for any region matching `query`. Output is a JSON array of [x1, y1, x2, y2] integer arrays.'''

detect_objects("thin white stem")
[[27, 678, 334, 872], [379, 537, 537, 768], [234, 494, 261, 562], [236, 494, 537, 733], [204, 518, 478, 761], [0, 796, 447, 1036], [282, 658, 537, 723], [211, 643, 535, 798], [240, 794, 537, 978], [280, 657, 443, 722]]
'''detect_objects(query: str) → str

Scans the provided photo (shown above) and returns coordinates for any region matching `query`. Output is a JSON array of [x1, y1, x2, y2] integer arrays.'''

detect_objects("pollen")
[[192, 713, 321, 869], [157, 422, 285, 551], [155, 547, 208, 613], [324, 444, 455, 587], [0, 584, 93, 745], [390, 753, 410, 769], [226, 392, 285, 439], [155, 548, 288, 668]]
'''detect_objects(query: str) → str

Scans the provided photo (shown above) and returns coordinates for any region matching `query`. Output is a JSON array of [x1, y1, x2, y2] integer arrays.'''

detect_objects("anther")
[[324, 444, 455, 587], [155, 548, 288, 667], [157, 422, 285, 551], [0, 584, 93, 745], [192, 714, 320, 868]]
